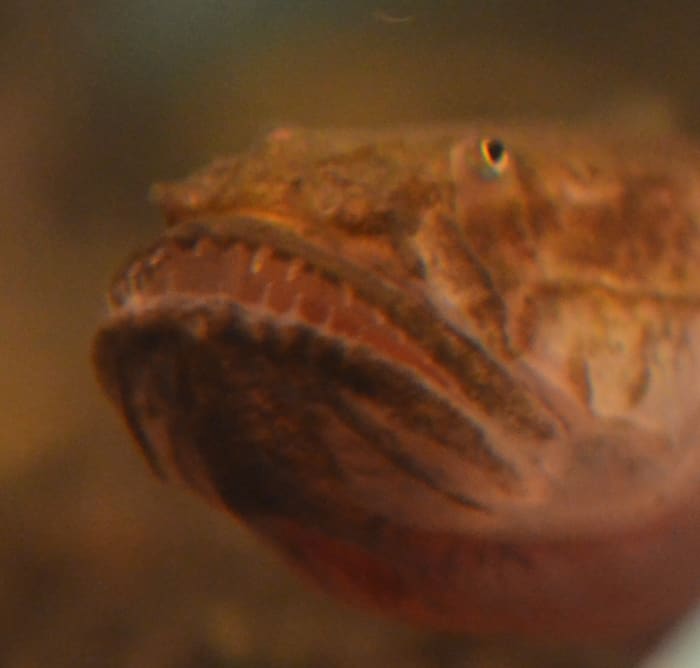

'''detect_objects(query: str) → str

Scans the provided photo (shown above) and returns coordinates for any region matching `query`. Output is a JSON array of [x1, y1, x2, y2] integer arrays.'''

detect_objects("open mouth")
[[108, 217, 465, 398], [107, 217, 550, 431], [95, 216, 553, 523]]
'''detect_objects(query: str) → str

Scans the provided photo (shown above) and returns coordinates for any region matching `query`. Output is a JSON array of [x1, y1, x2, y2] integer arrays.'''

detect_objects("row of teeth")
[[249, 246, 394, 334], [116, 238, 398, 337], [112, 236, 471, 422]]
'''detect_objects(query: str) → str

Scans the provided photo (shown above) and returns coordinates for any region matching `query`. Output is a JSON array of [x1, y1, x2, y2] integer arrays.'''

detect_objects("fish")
[[93, 124, 700, 642]]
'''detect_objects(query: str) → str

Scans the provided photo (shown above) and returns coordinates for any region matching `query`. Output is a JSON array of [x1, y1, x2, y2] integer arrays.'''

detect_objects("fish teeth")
[[372, 308, 387, 326], [260, 282, 272, 307], [341, 282, 355, 307], [250, 246, 273, 274], [146, 246, 168, 268], [192, 237, 211, 257], [289, 292, 304, 316], [126, 261, 145, 293], [321, 305, 336, 331], [285, 257, 306, 282]]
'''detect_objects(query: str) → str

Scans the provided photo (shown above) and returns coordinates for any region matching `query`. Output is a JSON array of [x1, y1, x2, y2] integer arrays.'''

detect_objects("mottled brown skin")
[[94, 125, 700, 641]]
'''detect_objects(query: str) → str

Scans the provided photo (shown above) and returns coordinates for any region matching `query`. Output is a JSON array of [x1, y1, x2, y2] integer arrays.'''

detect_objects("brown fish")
[[93, 125, 700, 642]]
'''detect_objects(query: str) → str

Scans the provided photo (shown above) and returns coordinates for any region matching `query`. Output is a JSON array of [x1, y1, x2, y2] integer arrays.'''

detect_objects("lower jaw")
[[95, 299, 700, 643], [260, 510, 700, 644]]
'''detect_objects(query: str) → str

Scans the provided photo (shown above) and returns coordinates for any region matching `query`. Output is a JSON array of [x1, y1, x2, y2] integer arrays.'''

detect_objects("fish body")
[[94, 125, 700, 640]]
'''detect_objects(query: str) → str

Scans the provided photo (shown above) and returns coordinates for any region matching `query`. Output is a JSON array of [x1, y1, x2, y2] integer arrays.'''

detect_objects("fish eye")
[[479, 137, 509, 177]]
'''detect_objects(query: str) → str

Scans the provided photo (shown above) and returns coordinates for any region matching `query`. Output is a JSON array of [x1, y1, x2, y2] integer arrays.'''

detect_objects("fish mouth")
[[108, 216, 465, 399], [95, 216, 553, 526]]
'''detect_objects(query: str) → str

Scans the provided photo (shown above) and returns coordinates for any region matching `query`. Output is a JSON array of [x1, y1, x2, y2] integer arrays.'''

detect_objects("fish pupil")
[[483, 138, 505, 164]]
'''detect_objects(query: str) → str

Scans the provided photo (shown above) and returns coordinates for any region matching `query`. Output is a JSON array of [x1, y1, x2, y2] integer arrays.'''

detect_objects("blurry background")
[[3, 2, 700, 666]]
